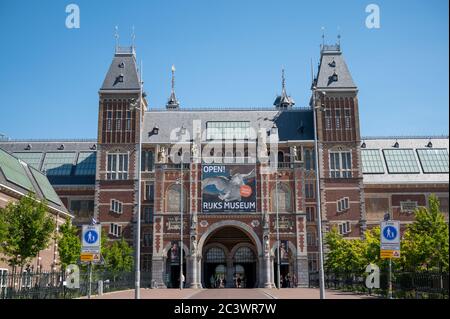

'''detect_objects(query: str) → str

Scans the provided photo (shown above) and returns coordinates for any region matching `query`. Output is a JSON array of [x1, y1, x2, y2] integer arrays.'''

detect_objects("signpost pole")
[[88, 262, 92, 299], [388, 258, 393, 299]]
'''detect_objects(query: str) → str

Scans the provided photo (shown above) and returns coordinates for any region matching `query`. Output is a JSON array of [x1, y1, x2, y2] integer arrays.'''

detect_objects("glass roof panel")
[[416, 149, 449, 173], [42, 152, 75, 176], [0, 149, 35, 191], [361, 149, 385, 174], [382, 149, 420, 174], [12, 152, 43, 170]]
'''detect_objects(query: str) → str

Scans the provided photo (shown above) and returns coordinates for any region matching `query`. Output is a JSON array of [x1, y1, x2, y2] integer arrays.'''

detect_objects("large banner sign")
[[202, 164, 256, 213]]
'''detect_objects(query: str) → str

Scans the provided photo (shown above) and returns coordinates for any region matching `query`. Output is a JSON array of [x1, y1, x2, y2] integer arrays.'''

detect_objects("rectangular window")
[[400, 201, 418, 213], [306, 206, 315, 222], [116, 111, 122, 131], [337, 197, 350, 213], [70, 200, 94, 218], [142, 206, 153, 223], [335, 109, 341, 129], [329, 151, 352, 178], [145, 183, 154, 201], [206, 121, 251, 140], [107, 153, 128, 180], [126, 111, 132, 131], [107, 111, 112, 131], [141, 150, 154, 172], [109, 223, 122, 237], [338, 221, 351, 235], [143, 234, 152, 247], [110, 199, 123, 214], [142, 254, 152, 272], [305, 183, 314, 199], [325, 110, 332, 130], [344, 109, 351, 129]]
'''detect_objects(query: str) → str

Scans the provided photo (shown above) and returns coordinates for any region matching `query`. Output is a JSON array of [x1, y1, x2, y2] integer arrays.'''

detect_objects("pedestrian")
[[285, 274, 291, 288], [293, 274, 297, 288], [237, 276, 242, 288]]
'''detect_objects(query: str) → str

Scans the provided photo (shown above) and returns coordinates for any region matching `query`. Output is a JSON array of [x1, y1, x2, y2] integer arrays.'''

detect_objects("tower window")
[[117, 74, 124, 83], [107, 153, 129, 180]]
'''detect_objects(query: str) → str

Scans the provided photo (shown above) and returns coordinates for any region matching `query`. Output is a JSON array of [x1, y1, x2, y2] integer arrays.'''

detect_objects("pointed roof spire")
[[131, 25, 136, 48], [166, 65, 180, 109], [274, 68, 295, 109], [114, 26, 120, 49]]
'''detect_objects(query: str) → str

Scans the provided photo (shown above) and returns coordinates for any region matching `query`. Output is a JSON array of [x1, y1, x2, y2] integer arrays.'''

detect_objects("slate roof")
[[0, 141, 97, 186], [100, 47, 141, 91], [361, 136, 449, 185], [0, 148, 70, 216], [316, 44, 357, 90], [142, 108, 315, 143]]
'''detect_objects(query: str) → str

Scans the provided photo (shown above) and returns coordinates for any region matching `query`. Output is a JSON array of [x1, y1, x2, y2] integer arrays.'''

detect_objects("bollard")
[[98, 280, 103, 296]]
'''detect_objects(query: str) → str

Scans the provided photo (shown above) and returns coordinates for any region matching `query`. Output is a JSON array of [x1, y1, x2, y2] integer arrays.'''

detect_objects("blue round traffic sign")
[[84, 230, 98, 244], [383, 226, 397, 241]]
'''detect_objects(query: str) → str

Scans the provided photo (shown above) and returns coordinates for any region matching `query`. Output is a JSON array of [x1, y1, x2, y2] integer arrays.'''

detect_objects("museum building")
[[0, 42, 448, 288]]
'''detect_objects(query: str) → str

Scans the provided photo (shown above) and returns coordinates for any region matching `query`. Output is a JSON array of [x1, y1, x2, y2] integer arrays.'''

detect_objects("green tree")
[[0, 193, 55, 272], [58, 219, 81, 270], [401, 195, 449, 272], [324, 227, 366, 273], [103, 238, 134, 275]]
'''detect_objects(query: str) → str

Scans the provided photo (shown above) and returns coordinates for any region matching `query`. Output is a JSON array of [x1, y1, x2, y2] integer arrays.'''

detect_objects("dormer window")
[[329, 59, 336, 68], [117, 74, 124, 83], [58, 144, 64, 150], [331, 71, 338, 82], [118, 62, 125, 68]]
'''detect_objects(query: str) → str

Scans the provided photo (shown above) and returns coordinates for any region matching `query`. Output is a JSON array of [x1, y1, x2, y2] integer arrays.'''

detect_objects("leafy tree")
[[58, 219, 81, 270], [401, 195, 449, 272], [0, 193, 55, 272], [103, 237, 134, 275]]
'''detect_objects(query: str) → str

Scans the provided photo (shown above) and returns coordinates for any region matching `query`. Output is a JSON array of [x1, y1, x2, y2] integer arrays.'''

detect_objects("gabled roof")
[[0, 148, 70, 216], [100, 47, 141, 92], [316, 44, 357, 91]]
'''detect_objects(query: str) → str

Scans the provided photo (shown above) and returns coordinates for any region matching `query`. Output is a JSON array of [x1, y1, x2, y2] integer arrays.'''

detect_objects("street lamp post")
[[130, 77, 144, 299], [312, 87, 326, 299], [178, 126, 186, 290], [275, 171, 281, 289]]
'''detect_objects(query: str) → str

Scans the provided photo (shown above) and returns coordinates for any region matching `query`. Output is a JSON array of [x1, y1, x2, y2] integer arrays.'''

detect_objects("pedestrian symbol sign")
[[383, 226, 397, 241], [82, 225, 101, 254], [84, 230, 98, 244], [381, 221, 400, 245], [380, 221, 400, 259]]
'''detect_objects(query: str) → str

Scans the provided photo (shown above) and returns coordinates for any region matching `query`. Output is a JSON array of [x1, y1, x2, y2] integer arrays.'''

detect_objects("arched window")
[[166, 184, 187, 212], [233, 247, 255, 263], [206, 247, 226, 263], [272, 184, 292, 212]]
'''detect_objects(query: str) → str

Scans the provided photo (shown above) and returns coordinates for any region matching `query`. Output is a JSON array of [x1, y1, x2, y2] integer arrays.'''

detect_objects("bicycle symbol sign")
[[383, 226, 397, 240]]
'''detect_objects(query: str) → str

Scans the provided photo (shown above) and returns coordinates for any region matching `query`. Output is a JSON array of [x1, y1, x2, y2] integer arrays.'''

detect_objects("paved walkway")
[[89, 288, 376, 299]]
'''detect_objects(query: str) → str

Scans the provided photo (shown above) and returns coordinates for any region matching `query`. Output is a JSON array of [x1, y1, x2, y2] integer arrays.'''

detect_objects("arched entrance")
[[201, 226, 259, 288]]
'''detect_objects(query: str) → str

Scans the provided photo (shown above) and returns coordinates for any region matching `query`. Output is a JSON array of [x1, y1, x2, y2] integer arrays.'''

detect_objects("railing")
[[308, 271, 449, 299], [0, 271, 152, 299]]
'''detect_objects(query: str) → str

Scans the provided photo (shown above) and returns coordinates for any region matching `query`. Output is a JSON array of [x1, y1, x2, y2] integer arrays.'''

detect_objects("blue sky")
[[0, 0, 448, 139]]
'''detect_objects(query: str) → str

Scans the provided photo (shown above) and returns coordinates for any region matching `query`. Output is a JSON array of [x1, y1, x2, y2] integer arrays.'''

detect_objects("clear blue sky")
[[0, 0, 448, 139]]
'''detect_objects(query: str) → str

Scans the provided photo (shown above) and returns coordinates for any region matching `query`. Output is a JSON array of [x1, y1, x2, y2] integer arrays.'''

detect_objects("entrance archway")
[[200, 224, 259, 288]]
